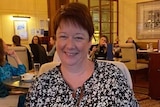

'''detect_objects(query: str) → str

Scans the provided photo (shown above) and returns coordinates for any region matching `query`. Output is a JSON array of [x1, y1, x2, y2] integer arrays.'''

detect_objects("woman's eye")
[[59, 35, 67, 39], [74, 36, 84, 40]]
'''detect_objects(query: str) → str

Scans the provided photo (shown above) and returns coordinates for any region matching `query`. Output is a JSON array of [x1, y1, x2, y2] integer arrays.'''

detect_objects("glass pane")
[[102, 11, 110, 22], [90, 0, 100, 36], [102, 23, 110, 33], [101, 0, 110, 7], [90, 0, 99, 7], [113, 1, 117, 10], [77, 0, 88, 6]]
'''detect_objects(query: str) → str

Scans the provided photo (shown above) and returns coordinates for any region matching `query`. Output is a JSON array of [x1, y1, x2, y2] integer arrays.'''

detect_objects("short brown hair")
[[53, 2, 94, 41], [12, 35, 21, 46]]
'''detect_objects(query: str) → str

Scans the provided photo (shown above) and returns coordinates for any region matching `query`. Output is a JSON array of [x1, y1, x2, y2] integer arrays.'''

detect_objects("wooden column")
[[47, 0, 69, 37]]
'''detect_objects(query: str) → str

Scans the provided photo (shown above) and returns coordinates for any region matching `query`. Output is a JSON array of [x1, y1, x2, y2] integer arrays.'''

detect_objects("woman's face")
[[49, 37, 55, 45], [33, 36, 39, 44], [56, 21, 91, 66], [99, 37, 107, 46]]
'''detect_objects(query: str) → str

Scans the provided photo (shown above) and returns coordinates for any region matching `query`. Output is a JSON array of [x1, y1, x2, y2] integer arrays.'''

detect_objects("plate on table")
[[20, 73, 36, 82]]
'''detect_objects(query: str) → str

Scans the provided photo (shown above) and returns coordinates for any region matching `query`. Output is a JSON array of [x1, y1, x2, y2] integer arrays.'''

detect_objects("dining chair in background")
[[119, 43, 148, 83], [7, 46, 29, 72], [38, 61, 60, 77]]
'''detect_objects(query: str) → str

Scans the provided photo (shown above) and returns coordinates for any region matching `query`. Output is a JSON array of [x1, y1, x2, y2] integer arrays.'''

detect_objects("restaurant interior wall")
[[119, 0, 157, 44], [72, 0, 157, 44], [0, 0, 157, 46], [0, 0, 48, 45]]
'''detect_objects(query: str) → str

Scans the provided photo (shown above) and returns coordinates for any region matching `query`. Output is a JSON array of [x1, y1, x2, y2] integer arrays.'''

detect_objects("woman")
[[0, 38, 26, 82], [25, 3, 138, 106], [48, 36, 56, 57], [30, 35, 48, 65], [0, 38, 26, 98], [89, 35, 108, 60], [31, 35, 41, 45]]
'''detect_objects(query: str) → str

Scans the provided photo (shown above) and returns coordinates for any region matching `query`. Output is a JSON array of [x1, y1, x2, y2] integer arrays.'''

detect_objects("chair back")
[[38, 61, 60, 76], [97, 60, 133, 89], [119, 43, 137, 70], [7, 47, 29, 72]]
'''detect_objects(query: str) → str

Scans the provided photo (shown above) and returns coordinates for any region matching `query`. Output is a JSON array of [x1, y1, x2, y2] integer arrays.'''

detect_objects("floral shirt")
[[0, 62, 26, 82], [25, 61, 139, 107]]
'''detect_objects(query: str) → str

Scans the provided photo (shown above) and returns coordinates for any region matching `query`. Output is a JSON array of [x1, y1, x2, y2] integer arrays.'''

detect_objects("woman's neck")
[[60, 60, 94, 90]]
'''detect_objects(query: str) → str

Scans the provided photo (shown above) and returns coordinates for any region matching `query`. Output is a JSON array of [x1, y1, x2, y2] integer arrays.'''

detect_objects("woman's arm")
[[7, 50, 22, 65]]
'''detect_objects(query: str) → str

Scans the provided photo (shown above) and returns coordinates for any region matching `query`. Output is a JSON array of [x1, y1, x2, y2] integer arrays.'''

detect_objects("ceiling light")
[[12, 16, 30, 20]]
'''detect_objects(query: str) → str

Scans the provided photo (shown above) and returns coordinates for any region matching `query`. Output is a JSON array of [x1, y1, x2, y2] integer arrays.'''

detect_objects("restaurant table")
[[113, 58, 131, 63], [3, 76, 33, 89]]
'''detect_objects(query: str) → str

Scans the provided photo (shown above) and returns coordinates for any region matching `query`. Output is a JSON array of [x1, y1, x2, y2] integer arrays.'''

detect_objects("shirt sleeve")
[[10, 64, 26, 76]]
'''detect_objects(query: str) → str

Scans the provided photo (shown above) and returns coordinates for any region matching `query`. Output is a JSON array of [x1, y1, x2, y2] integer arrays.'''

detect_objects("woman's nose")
[[66, 38, 75, 48]]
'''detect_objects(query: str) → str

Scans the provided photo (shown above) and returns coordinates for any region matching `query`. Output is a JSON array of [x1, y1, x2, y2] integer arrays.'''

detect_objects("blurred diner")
[[0, 38, 26, 97], [47, 36, 56, 57], [29, 35, 48, 65], [126, 37, 141, 50], [12, 35, 33, 70], [89, 35, 111, 60]]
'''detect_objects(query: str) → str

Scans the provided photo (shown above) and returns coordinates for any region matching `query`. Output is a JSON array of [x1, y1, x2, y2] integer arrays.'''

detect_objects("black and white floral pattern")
[[25, 61, 139, 107]]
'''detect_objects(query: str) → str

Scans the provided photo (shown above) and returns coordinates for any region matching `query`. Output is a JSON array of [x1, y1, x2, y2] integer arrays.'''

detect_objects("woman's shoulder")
[[95, 60, 121, 74], [38, 65, 60, 79]]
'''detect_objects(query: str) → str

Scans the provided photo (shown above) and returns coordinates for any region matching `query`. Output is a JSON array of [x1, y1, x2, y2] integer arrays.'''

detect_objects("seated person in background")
[[30, 35, 48, 65], [25, 3, 138, 106], [47, 36, 56, 62], [0, 38, 26, 97], [126, 37, 140, 50], [125, 37, 148, 59], [53, 51, 61, 63], [31, 35, 41, 45], [48, 36, 56, 57], [12, 35, 32, 70], [89, 35, 109, 60]]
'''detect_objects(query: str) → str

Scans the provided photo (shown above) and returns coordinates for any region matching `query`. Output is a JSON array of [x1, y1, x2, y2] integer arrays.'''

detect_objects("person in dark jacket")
[[30, 35, 48, 65]]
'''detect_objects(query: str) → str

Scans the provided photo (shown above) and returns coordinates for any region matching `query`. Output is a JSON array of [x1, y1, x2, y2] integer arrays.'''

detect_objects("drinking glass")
[[33, 63, 40, 75]]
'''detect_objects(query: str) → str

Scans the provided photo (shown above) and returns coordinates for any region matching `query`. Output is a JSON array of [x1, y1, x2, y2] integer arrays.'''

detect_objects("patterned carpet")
[[131, 69, 160, 106], [139, 99, 160, 107], [134, 86, 160, 107]]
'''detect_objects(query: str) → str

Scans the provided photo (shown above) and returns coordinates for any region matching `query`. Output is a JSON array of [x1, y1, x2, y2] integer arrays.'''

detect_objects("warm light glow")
[[12, 16, 30, 20]]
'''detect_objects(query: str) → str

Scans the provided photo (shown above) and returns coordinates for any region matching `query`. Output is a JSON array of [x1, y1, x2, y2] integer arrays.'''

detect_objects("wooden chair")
[[119, 43, 148, 83]]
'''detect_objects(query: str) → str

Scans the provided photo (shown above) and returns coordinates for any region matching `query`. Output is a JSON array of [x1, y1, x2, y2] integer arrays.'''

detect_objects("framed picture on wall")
[[14, 20, 28, 40], [137, 0, 160, 39]]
